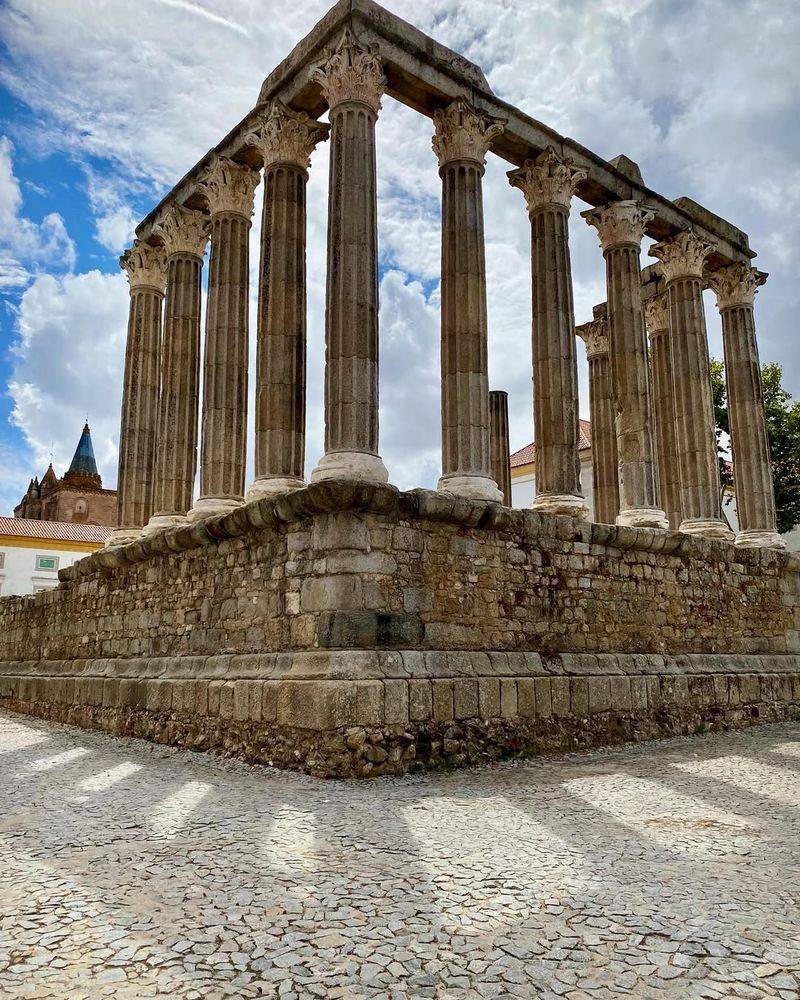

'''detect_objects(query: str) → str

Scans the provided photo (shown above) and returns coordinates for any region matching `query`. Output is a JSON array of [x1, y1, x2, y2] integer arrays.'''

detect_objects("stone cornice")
[[154, 204, 210, 259], [245, 101, 330, 170], [649, 229, 714, 282], [119, 240, 167, 292], [431, 97, 505, 168], [198, 156, 259, 220], [644, 292, 670, 335], [576, 316, 609, 359], [508, 147, 587, 213], [312, 29, 385, 114], [707, 262, 767, 311], [582, 200, 654, 252]]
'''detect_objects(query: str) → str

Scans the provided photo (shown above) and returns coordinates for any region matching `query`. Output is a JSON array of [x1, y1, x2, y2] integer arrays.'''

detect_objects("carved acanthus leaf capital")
[[199, 156, 259, 220], [707, 262, 767, 311], [119, 240, 167, 292], [245, 101, 330, 170], [508, 147, 587, 213], [582, 200, 654, 252], [154, 204, 210, 258], [432, 98, 506, 168], [312, 29, 385, 114], [649, 229, 714, 282], [644, 292, 670, 335], [576, 314, 609, 359]]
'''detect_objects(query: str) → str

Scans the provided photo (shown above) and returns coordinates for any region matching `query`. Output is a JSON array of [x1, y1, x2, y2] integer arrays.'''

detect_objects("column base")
[[104, 526, 142, 548], [532, 493, 590, 519], [679, 518, 735, 541], [437, 474, 503, 503], [311, 451, 389, 484], [617, 507, 669, 530], [142, 513, 187, 537], [246, 476, 306, 501], [187, 496, 244, 521], [735, 529, 787, 550]]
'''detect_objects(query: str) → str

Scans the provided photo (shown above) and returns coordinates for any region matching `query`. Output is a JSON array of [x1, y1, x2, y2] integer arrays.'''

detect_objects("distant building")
[[14, 422, 116, 527], [510, 419, 594, 512], [0, 517, 110, 596], [510, 420, 798, 550]]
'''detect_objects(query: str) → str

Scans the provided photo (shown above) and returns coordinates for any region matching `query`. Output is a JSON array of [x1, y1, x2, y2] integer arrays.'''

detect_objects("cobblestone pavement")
[[1, 713, 799, 1000]]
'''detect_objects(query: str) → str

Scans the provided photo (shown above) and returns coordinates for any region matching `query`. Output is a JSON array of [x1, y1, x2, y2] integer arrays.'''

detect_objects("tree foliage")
[[710, 360, 800, 534]]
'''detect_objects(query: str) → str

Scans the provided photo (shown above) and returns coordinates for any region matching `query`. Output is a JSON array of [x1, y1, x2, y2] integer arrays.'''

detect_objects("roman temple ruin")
[[1, 0, 798, 776]]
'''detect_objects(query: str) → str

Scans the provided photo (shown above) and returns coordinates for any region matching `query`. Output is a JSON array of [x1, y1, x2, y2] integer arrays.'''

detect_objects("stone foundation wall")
[[0, 481, 798, 661], [1, 651, 798, 777], [1, 480, 798, 776]]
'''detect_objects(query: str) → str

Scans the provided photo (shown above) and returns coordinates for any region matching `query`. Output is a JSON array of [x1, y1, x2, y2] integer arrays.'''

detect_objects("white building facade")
[[0, 518, 110, 597]]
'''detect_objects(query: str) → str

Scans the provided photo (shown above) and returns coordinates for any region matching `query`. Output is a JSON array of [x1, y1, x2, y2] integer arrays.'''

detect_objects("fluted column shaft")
[[438, 159, 497, 497], [646, 295, 682, 529], [509, 148, 588, 517], [489, 390, 512, 505], [108, 242, 166, 546], [577, 312, 619, 525], [709, 263, 782, 548], [651, 232, 731, 538], [588, 350, 620, 524], [243, 102, 329, 499], [151, 253, 203, 522], [583, 202, 666, 528], [432, 99, 504, 501], [668, 278, 724, 527], [253, 164, 308, 492], [193, 212, 251, 515], [310, 34, 388, 483]]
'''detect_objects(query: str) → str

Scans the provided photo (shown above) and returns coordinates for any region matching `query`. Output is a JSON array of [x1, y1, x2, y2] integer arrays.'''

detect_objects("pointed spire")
[[63, 421, 102, 487]]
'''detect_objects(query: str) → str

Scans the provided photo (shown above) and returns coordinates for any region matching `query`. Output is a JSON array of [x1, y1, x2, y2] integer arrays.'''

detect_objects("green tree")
[[710, 360, 800, 534]]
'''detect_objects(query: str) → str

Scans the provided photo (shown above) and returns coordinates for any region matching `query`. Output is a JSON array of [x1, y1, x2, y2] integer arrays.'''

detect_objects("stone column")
[[245, 102, 330, 500], [310, 30, 388, 483], [489, 390, 512, 505], [433, 98, 505, 501], [188, 157, 258, 520], [708, 263, 783, 549], [583, 201, 667, 528], [645, 292, 682, 530], [576, 307, 619, 525], [650, 231, 732, 539], [107, 241, 167, 546], [508, 147, 589, 518], [144, 204, 209, 534]]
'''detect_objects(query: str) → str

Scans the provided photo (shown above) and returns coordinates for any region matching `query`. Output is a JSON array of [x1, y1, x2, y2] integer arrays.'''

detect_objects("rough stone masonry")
[[1, 1, 798, 775], [1, 480, 798, 777]]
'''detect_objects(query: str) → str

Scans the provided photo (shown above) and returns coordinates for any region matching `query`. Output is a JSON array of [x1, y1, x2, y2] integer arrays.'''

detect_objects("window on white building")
[[35, 554, 59, 572]]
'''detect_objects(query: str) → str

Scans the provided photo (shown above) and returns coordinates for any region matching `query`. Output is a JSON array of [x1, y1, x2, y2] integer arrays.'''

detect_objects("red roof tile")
[[0, 516, 111, 544], [511, 419, 592, 469]]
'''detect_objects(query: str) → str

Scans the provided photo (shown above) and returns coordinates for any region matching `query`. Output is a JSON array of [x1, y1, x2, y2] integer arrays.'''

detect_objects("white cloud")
[[8, 270, 128, 501], [0, 136, 76, 288], [0, 0, 798, 500]]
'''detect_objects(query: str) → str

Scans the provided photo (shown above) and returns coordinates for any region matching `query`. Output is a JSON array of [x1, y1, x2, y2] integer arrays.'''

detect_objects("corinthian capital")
[[199, 156, 259, 219], [245, 101, 330, 170], [582, 200, 654, 252], [154, 204, 210, 258], [644, 292, 670, 335], [312, 29, 385, 114], [119, 240, 167, 292], [431, 97, 505, 168], [576, 310, 609, 360], [707, 261, 767, 311], [508, 147, 587, 213], [649, 229, 713, 282]]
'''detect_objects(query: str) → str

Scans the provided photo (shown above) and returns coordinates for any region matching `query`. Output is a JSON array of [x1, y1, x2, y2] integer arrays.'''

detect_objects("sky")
[[0, 0, 798, 515]]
